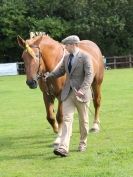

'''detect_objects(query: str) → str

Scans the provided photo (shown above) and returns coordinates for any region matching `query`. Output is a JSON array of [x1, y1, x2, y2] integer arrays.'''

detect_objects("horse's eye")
[[36, 54, 39, 58]]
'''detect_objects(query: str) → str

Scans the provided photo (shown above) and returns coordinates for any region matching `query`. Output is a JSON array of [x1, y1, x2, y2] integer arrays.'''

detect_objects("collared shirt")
[[68, 48, 80, 65]]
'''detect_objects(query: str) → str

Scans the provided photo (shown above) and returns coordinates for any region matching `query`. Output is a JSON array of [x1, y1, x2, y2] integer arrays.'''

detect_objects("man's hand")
[[74, 88, 84, 97], [74, 88, 84, 102]]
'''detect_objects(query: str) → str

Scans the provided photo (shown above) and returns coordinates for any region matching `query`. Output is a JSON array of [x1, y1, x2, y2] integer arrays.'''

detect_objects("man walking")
[[45, 35, 94, 157]]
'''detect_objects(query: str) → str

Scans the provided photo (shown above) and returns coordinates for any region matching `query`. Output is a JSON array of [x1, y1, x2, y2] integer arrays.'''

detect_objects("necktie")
[[68, 53, 74, 73]]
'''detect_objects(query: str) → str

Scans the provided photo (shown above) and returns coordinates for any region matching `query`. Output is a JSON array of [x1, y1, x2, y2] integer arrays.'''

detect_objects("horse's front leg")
[[53, 99, 63, 146], [43, 92, 58, 133], [56, 99, 63, 135]]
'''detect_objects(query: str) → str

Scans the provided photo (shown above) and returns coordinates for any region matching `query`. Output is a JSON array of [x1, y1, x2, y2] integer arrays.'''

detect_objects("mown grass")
[[0, 69, 133, 177]]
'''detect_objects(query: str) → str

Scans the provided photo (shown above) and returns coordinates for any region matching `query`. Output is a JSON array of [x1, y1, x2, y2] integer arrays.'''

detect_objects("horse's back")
[[80, 40, 101, 58], [79, 40, 104, 83]]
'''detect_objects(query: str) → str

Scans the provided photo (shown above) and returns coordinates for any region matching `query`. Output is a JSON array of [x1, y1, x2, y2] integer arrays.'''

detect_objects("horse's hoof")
[[89, 123, 100, 133], [89, 128, 100, 133]]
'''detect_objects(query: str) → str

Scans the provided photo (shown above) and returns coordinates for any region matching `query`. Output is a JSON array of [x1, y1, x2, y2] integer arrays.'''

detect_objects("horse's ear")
[[17, 35, 26, 49]]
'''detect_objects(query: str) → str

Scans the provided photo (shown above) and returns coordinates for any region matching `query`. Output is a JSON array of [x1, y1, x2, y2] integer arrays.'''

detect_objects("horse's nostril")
[[26, 80, 37, 89]]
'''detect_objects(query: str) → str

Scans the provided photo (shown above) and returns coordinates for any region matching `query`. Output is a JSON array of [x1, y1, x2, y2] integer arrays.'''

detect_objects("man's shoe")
[[53, 148, 68, 157]]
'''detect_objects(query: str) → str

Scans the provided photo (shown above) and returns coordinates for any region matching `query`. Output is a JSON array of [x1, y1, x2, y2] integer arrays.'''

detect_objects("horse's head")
[[17, 34, 66, 89], [17, 35, 43, 89]]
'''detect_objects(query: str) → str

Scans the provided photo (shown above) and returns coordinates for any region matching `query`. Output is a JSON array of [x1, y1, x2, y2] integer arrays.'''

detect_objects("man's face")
[[65, 44, 74, 53]]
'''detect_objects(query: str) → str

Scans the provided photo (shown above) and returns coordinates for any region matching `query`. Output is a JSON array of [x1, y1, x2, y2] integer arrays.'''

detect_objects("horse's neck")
[[41, 41, 65, 72], [53, 45, 66, 72]]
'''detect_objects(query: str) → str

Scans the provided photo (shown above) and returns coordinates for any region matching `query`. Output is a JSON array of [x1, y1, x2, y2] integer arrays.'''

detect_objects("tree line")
[[0, 0, 132, 63]]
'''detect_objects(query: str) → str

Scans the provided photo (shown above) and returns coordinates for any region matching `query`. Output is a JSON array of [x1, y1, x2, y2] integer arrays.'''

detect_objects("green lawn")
[[0, 69, 133, 177]]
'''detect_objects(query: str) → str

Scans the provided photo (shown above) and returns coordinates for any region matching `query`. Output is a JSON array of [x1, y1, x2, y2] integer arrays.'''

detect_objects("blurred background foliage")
[[0, 0, 132, 62]]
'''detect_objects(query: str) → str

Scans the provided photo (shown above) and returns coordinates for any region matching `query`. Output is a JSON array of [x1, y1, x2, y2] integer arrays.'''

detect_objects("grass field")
[[0, 69, 133, 177]]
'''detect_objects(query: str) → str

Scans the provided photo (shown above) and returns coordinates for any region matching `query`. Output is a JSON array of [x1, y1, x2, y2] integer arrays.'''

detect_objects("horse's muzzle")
[[26, 80, 38, 89]]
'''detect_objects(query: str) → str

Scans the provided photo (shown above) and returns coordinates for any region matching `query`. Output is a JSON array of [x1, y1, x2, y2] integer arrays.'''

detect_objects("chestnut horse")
[[17, 34, 104, 138]]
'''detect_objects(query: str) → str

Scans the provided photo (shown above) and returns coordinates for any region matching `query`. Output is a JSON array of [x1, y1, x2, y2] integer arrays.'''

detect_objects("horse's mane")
[[30, 31, 47, 39], [26, 32, 46, 46], [28, 32, 58, 46]]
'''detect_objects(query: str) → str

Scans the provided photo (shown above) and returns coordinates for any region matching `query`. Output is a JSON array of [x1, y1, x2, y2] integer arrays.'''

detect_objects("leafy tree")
[[0, 0, 132, 62], [27, 16, 70, 39], [0, 0, 28, 62]]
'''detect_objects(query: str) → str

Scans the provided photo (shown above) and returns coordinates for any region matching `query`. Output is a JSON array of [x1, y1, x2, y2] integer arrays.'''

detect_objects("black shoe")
[[53, 148, 68, 157]]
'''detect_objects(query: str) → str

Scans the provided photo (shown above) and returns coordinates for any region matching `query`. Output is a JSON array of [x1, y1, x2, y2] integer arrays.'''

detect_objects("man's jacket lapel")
[[70, 52, 82, 74]]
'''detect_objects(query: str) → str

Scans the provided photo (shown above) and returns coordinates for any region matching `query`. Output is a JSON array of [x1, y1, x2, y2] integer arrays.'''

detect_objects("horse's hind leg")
[[43, 93, 58, 133], [90, 82, 102, 132]]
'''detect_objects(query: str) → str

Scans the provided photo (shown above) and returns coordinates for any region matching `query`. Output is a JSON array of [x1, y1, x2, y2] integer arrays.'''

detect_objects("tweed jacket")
[[52, 49, 94, 102]]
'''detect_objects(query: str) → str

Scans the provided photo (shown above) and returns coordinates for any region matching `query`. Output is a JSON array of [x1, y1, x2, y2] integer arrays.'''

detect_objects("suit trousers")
[[59, 90, 90, 152]]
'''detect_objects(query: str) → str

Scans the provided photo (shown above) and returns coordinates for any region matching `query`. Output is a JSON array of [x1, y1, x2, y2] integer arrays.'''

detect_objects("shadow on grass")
[[0, 134, 56, 161], [0, 153, 43, 161], [0, 134, 51, 147]]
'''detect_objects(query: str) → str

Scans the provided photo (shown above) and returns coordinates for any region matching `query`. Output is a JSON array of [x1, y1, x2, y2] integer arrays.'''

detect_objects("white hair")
[[30, 31, 46, 38]]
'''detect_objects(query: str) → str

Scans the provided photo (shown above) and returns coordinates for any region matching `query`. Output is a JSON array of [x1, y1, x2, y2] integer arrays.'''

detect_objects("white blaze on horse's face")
[[22, 48, 40, 89]]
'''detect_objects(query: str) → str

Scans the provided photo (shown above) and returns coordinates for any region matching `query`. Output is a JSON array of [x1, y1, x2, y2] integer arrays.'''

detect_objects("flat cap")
[[62, 35, 80, 45]]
